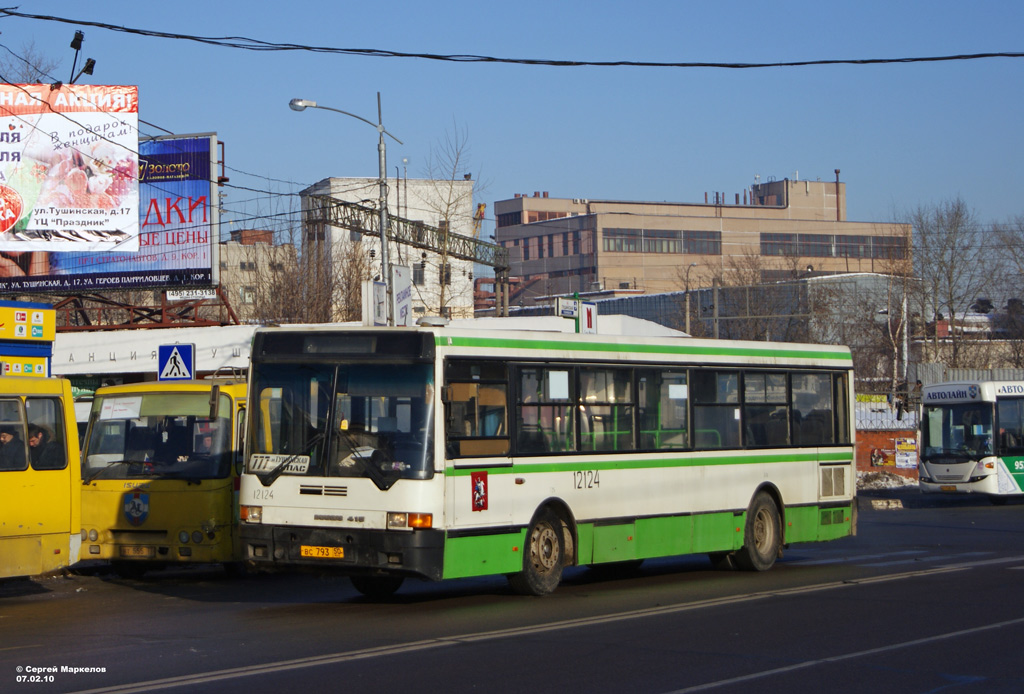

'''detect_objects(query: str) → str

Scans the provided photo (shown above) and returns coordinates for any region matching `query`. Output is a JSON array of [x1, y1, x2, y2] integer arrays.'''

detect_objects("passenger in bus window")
[[0, 425, 26, 470], [28, 424, 63, 470]]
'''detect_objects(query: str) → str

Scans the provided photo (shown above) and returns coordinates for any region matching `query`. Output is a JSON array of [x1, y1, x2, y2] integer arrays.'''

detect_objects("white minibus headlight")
[[241, 505, 262, 523]]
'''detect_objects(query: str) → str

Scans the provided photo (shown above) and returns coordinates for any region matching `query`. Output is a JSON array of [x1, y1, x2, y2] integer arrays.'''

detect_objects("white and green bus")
[[919, 380, 1024, 502], [239, 323, 856, 596]]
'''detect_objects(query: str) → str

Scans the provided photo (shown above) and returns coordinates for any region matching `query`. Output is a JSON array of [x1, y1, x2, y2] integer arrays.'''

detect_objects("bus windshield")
[[922, 402, 995, 459], [84, 392, 233, 482], [249, 362, 434, 488]]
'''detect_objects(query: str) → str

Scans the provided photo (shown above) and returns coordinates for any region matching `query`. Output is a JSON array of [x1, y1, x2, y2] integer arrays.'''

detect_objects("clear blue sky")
[[4, 1, 1023, 237]]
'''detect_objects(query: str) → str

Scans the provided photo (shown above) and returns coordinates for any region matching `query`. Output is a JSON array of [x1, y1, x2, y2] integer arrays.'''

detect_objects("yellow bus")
[[80, 379, 247, 577], [0, 375, 82, 580]]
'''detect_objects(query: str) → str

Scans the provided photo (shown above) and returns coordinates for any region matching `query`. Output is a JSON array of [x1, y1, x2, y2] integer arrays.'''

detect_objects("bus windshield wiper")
[[254, 432, 324, 487], [335, 426, 401, 491], [83, 459, 147, 484]]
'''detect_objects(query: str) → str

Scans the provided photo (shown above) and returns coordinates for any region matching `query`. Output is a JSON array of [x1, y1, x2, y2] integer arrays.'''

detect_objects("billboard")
[[0, 84, 139, 253], [44, 134, 219, 292], [0, 84, 217, 293]]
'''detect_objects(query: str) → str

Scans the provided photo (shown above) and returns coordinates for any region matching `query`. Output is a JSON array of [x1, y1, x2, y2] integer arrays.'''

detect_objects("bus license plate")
[[119, 546, 155, 558], [940, 485, 957, 492], [300, 545, 344, 559]]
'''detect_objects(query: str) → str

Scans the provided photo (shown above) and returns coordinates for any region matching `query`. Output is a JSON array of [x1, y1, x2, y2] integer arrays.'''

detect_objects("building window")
[[413, 263, 425, 286], [240, 286, 256, 304], [761, 233, 798, 256], [683, 230, 721, 255], [440, 263, 452, 286], [643, 230, 682, 254], [798, 234, 834, 258], [603, 228, 642, 252], [872, 236, 907, 260], [835, 235, 871, 259], [497, 211, 522, 227]]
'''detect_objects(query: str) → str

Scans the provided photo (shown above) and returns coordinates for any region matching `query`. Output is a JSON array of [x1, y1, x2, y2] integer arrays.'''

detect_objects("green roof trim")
[[446, 449, 854, 476], [436, 334, 851, 363]]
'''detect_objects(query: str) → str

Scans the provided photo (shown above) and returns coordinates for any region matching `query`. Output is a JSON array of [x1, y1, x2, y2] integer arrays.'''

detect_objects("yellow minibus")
[[0, 375, 81, 579], [80, 379, 246, 577]]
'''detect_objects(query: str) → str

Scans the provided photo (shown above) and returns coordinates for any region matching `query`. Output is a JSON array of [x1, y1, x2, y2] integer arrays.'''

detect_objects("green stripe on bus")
[[440, 504, 853, 580], [435, 335, 851, 362], [446, 450, 853, 476]]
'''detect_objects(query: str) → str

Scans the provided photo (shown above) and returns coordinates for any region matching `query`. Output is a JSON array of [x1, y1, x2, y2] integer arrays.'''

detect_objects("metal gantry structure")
[[304, 194, 511, 316]]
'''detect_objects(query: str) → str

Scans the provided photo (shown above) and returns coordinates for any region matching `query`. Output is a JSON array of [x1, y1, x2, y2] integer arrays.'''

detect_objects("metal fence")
[[855, 391, 919, 431]]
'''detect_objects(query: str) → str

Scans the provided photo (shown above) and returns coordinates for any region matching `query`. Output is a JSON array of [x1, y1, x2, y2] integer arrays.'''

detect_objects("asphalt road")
[[2, 488, 1023, 694]]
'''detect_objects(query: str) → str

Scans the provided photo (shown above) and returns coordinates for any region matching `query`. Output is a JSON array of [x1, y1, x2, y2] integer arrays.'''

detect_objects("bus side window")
[[0, 398, 27, 472], [446, 383, 511, 458], [25, 397, 68, 471]]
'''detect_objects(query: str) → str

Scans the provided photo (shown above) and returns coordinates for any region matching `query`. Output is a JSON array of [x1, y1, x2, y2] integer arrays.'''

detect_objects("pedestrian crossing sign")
[[158, 344, 195, 381]]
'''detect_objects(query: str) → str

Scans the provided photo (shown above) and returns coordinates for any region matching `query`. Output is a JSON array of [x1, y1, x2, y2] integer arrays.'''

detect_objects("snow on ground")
[[857, 470, 918, 490]]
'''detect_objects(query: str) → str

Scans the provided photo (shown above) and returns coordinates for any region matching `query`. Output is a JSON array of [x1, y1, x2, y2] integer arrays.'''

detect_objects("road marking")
[[861, 550, 994, 567], [660, 615, 1024, 693], [792, 549, 928, 565], [69, 554, 1024, 694]]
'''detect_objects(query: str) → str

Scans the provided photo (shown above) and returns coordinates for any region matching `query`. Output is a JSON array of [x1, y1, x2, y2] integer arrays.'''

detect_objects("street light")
[[289, 93, 403, 324]]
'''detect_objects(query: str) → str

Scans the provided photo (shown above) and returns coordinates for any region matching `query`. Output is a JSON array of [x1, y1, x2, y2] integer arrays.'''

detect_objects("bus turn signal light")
[[241, 505, 262, 523], [387, 512, 433, 529]]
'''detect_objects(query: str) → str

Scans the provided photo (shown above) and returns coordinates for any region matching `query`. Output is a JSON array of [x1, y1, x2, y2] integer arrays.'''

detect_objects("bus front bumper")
[[240, 524, 445, 581]]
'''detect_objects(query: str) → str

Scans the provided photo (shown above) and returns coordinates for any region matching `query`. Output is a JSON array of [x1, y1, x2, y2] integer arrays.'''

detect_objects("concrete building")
[[216, 228, 294, 323], [301, 177, 479, 320], [493, 178, 910, 305]]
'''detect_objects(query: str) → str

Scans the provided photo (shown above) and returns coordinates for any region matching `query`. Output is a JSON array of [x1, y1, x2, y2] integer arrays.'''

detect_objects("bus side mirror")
[[209, 385, 221, 420]]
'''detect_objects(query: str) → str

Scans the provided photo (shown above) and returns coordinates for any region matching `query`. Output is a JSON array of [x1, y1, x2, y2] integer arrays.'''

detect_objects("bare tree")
[[0, 40, 61, 83], [242, 222, 373, 325], [418, 122, 482, 318], [701, 250, 813, 342], [994, 213, 1024, 302], [908, 197, 991, 367]]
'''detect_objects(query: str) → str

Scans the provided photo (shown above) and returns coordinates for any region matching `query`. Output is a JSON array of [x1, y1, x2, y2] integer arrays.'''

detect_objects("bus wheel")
[[735, 492, 781, 572], [350, 575, 404, 599], [509, 510, 564, 596]]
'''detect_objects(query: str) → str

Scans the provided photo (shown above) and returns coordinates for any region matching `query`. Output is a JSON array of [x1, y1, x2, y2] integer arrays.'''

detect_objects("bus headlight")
[[241, 505, 262, 523], [88, 529, 99, 542], [179, 531, 190, 544], [387, 512, 432, 530]]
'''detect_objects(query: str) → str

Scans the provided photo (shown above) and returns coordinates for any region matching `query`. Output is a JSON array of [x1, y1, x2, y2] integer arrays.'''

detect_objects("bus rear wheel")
[[350, 574, 404, 599], [509, 510, 564, 596], [735, 492, 781, 572]]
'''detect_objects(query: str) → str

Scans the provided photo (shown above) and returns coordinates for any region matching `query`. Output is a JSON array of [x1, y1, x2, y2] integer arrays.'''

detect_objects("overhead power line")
[[2, 9, 1023, 69]]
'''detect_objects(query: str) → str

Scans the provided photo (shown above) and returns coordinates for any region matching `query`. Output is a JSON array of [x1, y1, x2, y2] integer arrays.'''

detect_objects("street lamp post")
[[684, 262, 698, 334], [289, 93, 403, 325]]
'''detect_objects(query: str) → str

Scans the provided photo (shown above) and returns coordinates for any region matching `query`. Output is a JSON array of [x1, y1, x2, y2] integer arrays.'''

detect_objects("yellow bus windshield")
[[84, 392, 233, 482]]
